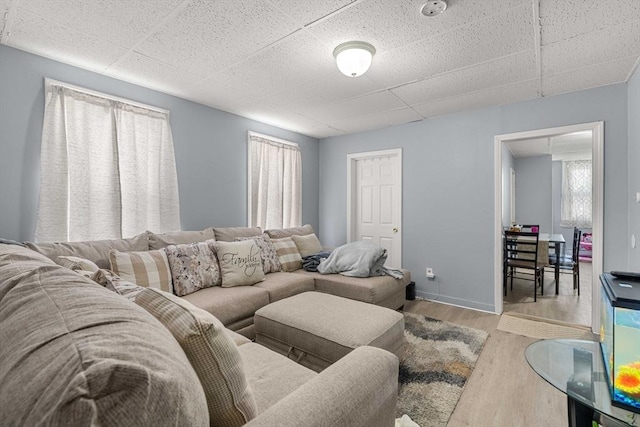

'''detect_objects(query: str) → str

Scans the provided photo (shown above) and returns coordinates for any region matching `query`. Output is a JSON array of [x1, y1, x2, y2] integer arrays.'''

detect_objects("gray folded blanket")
[[317, 241, 403, 279]]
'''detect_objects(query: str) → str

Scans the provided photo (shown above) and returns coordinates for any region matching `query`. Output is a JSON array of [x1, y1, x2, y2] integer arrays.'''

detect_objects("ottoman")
[[254, 291, 405, 372]]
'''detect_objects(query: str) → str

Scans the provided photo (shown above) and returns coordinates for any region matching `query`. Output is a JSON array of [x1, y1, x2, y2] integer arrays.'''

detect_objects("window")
[[560, 160, 592, 228], [35, 79, 180, 242], [248, 132, 301, 230]]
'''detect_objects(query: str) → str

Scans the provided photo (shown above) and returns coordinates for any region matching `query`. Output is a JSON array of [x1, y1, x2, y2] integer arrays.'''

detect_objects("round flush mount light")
[[333, 41, 376, 77], [421, 0, 447, 17]]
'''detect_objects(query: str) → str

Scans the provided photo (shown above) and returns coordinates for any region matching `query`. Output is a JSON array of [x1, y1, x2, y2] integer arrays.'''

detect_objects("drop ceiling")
[[506, 130, 593, 160], [1, 0, 639, 139]]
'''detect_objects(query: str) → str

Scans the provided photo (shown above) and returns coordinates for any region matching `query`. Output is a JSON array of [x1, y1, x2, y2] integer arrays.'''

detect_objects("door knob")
[[393, 227, 398, 233]]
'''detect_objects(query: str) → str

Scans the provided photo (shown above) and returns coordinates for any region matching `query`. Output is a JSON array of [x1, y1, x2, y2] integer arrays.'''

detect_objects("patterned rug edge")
[[397, 313, 489, 427]]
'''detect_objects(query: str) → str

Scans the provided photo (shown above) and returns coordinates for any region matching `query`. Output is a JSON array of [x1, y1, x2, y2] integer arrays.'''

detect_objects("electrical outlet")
[[426, 267, 435, 278]]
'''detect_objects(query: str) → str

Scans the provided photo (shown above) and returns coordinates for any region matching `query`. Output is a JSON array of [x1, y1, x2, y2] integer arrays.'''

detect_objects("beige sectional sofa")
[[24, 224, 411, 338], [0, 242, 400, 426]]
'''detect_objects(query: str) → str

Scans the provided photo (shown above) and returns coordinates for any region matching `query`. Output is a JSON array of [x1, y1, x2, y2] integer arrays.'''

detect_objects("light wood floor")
[[404, 299, 569, 426], [504, 261, 593, 326]]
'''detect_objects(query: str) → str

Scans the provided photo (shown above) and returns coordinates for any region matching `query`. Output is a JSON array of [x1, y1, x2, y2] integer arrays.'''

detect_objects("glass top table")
[[526, 339, 639, 427]]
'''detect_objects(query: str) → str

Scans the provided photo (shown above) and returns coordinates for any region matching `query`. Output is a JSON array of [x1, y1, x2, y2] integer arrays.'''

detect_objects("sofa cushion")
[[56, 255, 100, 272], [148, 228, 216, 250], [271, 237, 302, 272], [136, 289, 258, 427], [25, 232, 148, 269], [181, 285, 270, 326], [265, 224, 314, 239], [164, 240, 221, 296], [238, 343, 316, 413], [109, 248, 173, 294], [0, 246, 209, 426], [291, 233, 323, 257], [254, 272, 315, 302], [213, 226, 262, 242], [215, 240, 265, 287], [235, 234, 281, 274], [293, 269, 411, 307]]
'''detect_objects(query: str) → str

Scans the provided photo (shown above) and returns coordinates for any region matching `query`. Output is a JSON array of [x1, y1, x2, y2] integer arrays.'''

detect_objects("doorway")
[[494, 122, 604, 332], [347, 149, 402, 268]]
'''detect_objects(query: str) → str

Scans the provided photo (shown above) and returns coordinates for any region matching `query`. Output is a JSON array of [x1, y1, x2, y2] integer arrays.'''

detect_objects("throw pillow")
[[91, 268, 145, 301], [291, 233, 323, 257], [235, 234, 281, 274], [109, 249, 173, 294], [271, 237, 303, 272], [164, 239, 221, 297], [57, 255, 99, 273], [214, 240, 264, 287], [134, 288, 258, 426]]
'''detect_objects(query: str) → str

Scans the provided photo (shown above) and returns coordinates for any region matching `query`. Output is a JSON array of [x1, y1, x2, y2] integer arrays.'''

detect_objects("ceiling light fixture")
[[421, 0, 447, 17], [333, 41, 376, 77]]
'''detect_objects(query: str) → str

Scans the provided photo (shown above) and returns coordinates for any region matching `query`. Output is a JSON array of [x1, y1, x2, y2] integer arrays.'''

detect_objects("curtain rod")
[[248, 131, 299, 148], [44, 78, 170, 115]]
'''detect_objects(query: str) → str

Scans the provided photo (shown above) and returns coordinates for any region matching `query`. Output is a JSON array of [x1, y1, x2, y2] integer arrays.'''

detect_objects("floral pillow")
[[91, 268, 144, 302], [164, 239, 221, 297], [235, 234, 281, 274]]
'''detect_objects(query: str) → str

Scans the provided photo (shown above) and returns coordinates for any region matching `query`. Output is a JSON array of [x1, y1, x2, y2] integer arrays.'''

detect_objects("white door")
[[347, 149, 402, 268]]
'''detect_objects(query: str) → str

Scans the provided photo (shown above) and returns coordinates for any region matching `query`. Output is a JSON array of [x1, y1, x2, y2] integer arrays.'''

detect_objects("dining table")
[[539, 233, 566, 295]]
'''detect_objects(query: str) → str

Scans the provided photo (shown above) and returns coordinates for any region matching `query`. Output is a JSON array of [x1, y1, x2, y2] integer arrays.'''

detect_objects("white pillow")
[[214, 240, 265, 287]]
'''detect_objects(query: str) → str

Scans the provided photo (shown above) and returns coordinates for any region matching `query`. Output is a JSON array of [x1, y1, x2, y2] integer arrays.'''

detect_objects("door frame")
[[493, 122, 604, 332], [347, 148, 403, 266]]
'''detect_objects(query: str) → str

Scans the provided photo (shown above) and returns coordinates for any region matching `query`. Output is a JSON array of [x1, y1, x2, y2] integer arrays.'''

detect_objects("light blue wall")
[[628, 65, 640, 272], [319, 84, 629, 312], [514, 155, 552, 233], [0, 45, 319, 242]]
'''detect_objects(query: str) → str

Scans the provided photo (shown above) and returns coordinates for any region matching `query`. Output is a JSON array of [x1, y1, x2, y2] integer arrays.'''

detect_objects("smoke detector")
[[421, 0, 447, 17]]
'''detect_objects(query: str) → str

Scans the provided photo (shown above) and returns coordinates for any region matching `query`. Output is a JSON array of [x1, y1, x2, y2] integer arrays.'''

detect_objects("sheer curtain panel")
[[249, 133, 301, 230], [35, 81, 180, 242], [560, 160, 592, 228]]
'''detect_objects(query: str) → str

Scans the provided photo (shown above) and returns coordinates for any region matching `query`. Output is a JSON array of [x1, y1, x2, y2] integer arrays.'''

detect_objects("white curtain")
[[35, 83, 180, 242], [560, 160, 592, 228], [249, 134, 301, 230]]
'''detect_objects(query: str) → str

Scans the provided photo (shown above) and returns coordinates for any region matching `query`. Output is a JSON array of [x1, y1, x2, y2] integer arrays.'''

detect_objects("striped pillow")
[[109, 249, 173, 294], [135, 288, 258, 426], [271, 237, 302, 272]]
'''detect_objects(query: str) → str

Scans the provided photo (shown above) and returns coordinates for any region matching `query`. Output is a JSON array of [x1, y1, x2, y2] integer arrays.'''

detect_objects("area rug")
[[396, 313, 489, 427], [497, 312, 594, 340]]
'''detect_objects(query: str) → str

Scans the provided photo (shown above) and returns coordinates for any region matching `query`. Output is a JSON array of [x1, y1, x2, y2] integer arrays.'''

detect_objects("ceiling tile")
[[188, 76, 261, 113], [391, 50, 537, 105], [234, 101, 327, 135], [412, 80, 539, 118], [107, 52, 204, 99], [268, 0, 355, 26], [542, 56, 638, 96], [304, 90, 406, 123], [7, 8, 127, 73], [0, 0, 10, 36], [17, 0, 184, 48], [540, 0, 640, 46], [136, 0, 300, 76], [214, 30, 335, 99], [364, 4, 535, 88], [542, 21, 640, 76], [307, 0, 529, 54], [326, 107, 423, 134], [261, 74, 382, 113]]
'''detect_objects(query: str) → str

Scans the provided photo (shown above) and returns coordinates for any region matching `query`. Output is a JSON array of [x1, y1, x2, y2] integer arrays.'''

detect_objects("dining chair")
[[549, 227, 581, 295], [503, 230, 544, 302]]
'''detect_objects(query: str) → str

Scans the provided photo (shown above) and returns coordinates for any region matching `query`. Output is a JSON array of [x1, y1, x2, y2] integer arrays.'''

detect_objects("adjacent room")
[[1, 1, 639, 426]]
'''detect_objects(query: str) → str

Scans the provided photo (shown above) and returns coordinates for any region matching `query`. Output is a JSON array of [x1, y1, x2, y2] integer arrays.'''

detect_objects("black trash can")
[[405, 281, 416, 300]]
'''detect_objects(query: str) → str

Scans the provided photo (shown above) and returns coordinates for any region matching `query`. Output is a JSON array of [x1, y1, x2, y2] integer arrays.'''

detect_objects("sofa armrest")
[[244, 346, 398, 427]]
